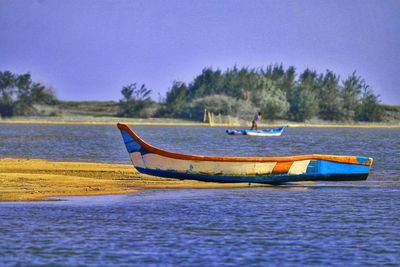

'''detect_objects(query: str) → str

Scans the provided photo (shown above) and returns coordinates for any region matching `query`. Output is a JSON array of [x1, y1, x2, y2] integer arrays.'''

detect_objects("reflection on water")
[[1, 123, 400, 265]]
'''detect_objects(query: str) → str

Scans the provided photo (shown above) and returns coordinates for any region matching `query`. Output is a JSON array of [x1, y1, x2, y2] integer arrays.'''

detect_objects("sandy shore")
[[1, 158, 293, 201], [0, 115, 399, 128]]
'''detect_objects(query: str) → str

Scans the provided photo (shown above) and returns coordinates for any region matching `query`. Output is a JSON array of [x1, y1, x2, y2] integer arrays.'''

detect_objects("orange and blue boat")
[[118, 123, 373, 184]]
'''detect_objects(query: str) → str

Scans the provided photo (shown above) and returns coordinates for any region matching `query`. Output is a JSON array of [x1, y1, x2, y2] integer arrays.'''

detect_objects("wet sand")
[[1, 158, 292, 201]]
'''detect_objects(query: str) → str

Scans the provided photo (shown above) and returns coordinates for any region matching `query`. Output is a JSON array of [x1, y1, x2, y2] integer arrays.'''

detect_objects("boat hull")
[[128, 151, 370, 183], [118, 123, 372, 184], [226, 127, 285, 136], [245, 126, 285, 136], [136, 167, 369, 184], [226, 129, 246, 135]]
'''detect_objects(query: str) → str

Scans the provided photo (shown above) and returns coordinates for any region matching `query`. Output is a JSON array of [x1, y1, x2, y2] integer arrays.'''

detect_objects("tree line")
[[120, 65, 383, 122], [1, 66, 383, 122], [0, 71, 58, 117]]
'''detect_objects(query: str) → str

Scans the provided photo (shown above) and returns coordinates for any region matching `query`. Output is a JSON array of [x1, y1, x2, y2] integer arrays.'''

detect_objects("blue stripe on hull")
[[317, 160, 370, 175], [135, 166, 369, 184]]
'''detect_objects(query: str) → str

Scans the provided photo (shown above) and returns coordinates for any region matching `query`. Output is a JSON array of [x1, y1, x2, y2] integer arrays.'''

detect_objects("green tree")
[[0, 71, 16, 116], [13, 74, 34, 115], [121, 83, 151, 101], [356, 85, 383, 121], [220, 66, 242, 98], [341, 71, 363, 120], [261, 64, 286, 91], [30, 83, 58, 105], [166, 81, 188, 108], [288, 69, 319, 121], [121, 84, 134, 101], [289, 86, 319, 121], [188, 68, 224, 100], [249, 76, 289, 120], [154, 64, 383, 122], [134, 84, 152, 101], [118, 83, 154, 118], [318, 70, 343, 120], [155, 81, 189, 118], [0, 71, 57, 117], [281, 66, 296, 96]]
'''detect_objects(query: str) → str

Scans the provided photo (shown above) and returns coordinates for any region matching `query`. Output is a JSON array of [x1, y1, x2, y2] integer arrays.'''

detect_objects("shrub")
[[118, 100, 157, 118], [179, 94, 256, 121]]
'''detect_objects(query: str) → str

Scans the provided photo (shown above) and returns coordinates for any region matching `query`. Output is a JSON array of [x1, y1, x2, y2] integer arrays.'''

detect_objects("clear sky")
[[1, 0, 399, 104]]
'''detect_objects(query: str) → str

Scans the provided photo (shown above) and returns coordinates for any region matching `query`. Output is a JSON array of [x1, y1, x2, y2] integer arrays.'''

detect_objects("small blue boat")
[[226, 126, 285, 136], [226, 129, 246, 135]]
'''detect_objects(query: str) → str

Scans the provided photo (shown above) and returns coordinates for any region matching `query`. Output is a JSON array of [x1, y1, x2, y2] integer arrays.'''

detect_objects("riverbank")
[[1, 115, 399, 127], [1, 158, 282, 201]]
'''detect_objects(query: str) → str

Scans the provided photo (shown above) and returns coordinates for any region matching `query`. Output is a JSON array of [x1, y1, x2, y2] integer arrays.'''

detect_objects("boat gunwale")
[[117, 123, 372, 166]]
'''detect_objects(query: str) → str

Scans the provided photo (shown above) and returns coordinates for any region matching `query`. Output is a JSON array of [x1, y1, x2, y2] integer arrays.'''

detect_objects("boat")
[[226, 129, 246, 135], [226, 126, 285, 136], [117, 123, 373, 184], [245, 126, 285, 136]]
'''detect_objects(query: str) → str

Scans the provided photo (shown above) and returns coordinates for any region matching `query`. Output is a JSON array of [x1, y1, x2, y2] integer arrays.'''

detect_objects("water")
[[1, 123, 400, 266]]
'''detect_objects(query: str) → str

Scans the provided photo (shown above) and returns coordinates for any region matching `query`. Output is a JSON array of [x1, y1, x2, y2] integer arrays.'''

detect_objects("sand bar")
[[2, 158, 303, 201]]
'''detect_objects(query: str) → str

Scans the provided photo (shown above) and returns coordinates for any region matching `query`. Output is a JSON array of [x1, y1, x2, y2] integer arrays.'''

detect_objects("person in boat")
[[251, 112, 262, 130]]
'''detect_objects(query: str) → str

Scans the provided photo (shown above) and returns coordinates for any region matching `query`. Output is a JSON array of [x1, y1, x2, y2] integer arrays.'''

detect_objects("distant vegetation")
[[118, 82, 159, 118], [0, 65, 388, 122], [123, 65, 384, 122], [0, 71, 58, 117]]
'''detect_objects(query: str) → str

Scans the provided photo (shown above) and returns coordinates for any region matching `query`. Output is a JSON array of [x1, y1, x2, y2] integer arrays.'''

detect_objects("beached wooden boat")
[[118, 123, 373, 184], [226, 127, 285, 136]]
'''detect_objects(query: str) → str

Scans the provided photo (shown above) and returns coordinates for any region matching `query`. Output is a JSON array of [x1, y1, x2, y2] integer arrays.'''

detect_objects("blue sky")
[[1, 0, 399, 104]]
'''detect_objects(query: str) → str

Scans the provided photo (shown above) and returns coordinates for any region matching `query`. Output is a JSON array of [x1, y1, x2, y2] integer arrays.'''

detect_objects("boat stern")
[[304, 156, 373, 181]]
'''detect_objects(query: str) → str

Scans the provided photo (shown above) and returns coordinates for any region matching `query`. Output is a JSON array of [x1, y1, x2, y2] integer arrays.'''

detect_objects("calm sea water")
[[1, 123, 399, 266]]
